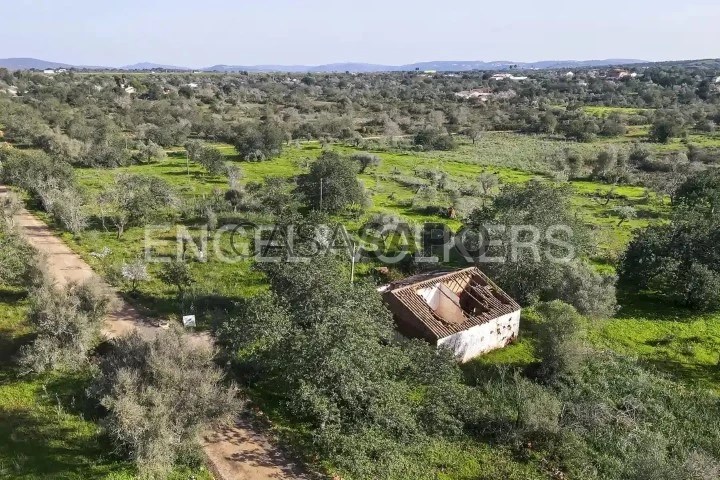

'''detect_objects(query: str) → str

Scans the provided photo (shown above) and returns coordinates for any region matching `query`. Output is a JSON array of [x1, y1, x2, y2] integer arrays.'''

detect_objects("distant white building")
[[565, 71, 575, 78], [43, 69, 55, 75], [490, 73, 527, 81]]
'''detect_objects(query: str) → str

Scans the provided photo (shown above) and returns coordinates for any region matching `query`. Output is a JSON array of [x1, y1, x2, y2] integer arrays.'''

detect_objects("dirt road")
[[1, 185, 309, 480]]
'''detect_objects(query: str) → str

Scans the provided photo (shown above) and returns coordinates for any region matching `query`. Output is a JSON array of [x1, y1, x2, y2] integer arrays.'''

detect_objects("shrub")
[[351, 152, 381, 173], [19, 279, 109, 373], [552, 262, 618, 318], [514, 377, 562, 437], [0, 190, 22, 226], [671, 263, 720, 311], [0, 223, 43, 287], [90, 327, 241, 478], [534, 301, 587, 381], [48, 187, 88, 235], [413, 129, 456, 151]]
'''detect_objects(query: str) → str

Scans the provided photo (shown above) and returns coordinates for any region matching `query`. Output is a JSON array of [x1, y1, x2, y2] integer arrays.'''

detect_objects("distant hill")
[[120, 62, 191, 71], [202, 59, 647, 73], [0, 57, 74, 70], [0, 57, 658, 73]]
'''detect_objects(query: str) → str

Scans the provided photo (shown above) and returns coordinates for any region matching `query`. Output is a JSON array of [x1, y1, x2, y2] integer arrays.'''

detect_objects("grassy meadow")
[[57, 133, 718, 395], [50, 133, 671, 326]]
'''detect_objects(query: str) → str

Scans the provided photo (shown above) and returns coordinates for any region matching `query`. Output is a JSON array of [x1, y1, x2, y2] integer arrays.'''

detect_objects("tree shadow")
[[0, 405, 129, 478], [641, 358, 720, 390], [615, 292, 705, 323]]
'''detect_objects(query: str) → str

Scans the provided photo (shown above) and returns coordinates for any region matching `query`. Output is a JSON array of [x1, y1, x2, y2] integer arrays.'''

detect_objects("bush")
[[47, 187, 88, 235], [514, 376, 562, 437], [0, 190, 22, 226], [534, 301, 587, 381], [413, 129, 456, 151], [19, 279, 109, 373], [671, 263, 720, 311], [1, 149, 76, 204], [649, 116, 683, 143], [552, 262, 617, 318], [0, 223, 43, 287], [90, 327, 241, 478]]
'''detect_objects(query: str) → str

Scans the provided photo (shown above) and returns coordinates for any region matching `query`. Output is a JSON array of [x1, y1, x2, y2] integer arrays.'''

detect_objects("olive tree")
[[135, 140, 167, 164], [90, 327, 241, 478], [297, 151, 368, 213], [0, 190, 22, 226], [614, 205, 637, 226], [195, 144, 226, 175], [98, 174, 176, 239], [159, 260, 193, 300], [534, 301, 588, 381], [351, 152, 381, 174], [233, 119, 286, 161], [48, 187, 88, 235], [465, 181, 593, 306], [121, 259, 150, 293], [619, 171, 720, 311], [19, 279, 110, 373]]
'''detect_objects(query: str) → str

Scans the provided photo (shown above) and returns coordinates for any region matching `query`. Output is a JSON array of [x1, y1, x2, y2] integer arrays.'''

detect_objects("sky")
[[1, 0, 719, 67]]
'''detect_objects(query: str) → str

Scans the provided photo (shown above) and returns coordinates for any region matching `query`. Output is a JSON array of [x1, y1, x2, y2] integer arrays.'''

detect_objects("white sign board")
[[182, 315, 196, 327]]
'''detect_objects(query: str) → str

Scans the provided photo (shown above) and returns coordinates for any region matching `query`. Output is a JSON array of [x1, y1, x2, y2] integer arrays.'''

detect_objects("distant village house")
[[490, 73, 528, 81]]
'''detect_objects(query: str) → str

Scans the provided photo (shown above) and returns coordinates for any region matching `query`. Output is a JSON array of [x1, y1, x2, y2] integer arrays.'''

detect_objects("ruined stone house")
[[379, 267, 521, 362]]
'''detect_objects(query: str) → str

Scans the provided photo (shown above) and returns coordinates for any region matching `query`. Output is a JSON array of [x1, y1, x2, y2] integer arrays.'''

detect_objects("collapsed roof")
[[380, 267, 520, 341]]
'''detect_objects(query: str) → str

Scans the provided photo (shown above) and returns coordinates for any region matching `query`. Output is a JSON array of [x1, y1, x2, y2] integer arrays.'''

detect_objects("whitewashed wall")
[[437, 310, 521, 363]]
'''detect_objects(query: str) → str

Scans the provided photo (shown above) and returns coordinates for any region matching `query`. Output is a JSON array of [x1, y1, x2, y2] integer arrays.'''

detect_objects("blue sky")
[[2, 0, 718, 66]]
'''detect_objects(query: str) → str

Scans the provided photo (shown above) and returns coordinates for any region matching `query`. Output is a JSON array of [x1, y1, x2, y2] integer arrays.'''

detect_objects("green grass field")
[[53, 134, 671, 329], [582, 106, 653, 117], [474, 295, 720, 393], [57, 135, 671, 328]]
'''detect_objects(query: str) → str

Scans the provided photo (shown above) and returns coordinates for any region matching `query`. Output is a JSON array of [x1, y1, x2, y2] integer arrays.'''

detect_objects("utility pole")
[[319, 177, 324, 211], [350, 242, 358, 285]]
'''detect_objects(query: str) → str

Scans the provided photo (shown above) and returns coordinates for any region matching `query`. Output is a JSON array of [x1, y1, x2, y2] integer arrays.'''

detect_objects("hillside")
[[0, 57, 73, 70], [0, 57, 648, 72]]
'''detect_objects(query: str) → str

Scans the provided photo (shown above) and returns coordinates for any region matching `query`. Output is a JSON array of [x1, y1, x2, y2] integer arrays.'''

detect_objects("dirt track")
[[1, 185, 309, 480]]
